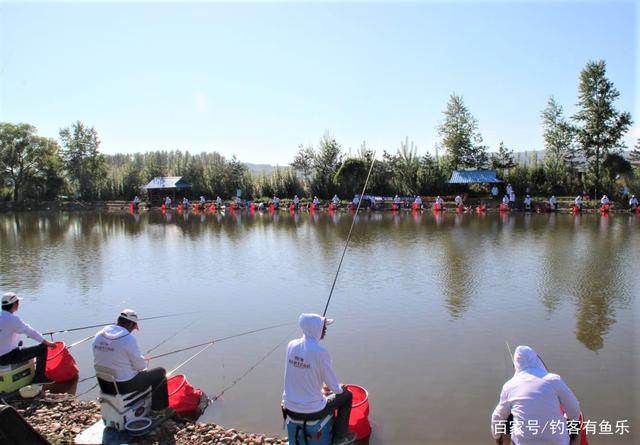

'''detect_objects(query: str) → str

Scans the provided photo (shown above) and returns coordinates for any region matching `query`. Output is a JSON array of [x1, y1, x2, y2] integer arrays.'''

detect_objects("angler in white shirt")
[[182, 197, 189, 208], [414, 196, 423, 206], [352, 196, 360, 207], [216, 196, 223, 207], [293, 195, 300, 209], [506, 183, 513, 196], [435, 196, 444, 206], [0, 292, 55, 384], [273, 196, 281, 209], [165, 196, 172, 208], [283, 314, 356, 445], [502, 195, 509, 205], [313, 196, 321, 206], [199, 196, 206, 206], [393, 195, 401, 205], [600, 195, 609, 205], [629, 195, 638, 209], [133, 196, 141, 209], [548, 196, 557, 211], [332, 194, 340, 206], [454, 195, 463, 207], [491, 345, 580, 445], [574, 196, 583, 210], [92, 309, 170, 415], [509, 191, 516, 208], [523, 195, 532, 209]]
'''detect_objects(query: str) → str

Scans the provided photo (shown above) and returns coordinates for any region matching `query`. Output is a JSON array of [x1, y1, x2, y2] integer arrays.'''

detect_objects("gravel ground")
[[13, 392, 287, 445]]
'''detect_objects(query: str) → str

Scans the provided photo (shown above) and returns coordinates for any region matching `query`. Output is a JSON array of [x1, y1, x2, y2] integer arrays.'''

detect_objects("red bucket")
[[167, 374, 205, 420], [499, 203, 509, 212], [344, 384, 371, 440], [45, 341, 79, 383]]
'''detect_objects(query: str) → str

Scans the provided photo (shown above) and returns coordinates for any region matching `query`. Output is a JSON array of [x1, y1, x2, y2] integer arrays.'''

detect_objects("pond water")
[[0, 210, 637, 444]]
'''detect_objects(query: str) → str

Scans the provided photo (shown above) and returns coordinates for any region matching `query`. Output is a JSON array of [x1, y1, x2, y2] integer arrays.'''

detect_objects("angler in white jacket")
[[491, 345, 580, 445], [0, 292, 55, 384], [283, 313, 356, 445], [92, 309, 170, 415]]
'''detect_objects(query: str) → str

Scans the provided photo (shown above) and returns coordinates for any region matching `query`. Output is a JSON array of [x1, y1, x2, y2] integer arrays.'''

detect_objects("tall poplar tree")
[[572, 61, 632, 197]]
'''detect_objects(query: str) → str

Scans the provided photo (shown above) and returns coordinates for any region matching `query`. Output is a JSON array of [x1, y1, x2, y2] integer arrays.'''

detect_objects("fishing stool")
[[95, 365, 152, 431], [286, 413, 333, 445], [0, 360, 35, 394]]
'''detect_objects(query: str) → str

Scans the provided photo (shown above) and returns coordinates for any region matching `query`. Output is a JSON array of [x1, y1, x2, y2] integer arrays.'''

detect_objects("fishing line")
[[75, 322, 292, 387], [43, 311, 200, 337], [322, 155, 376, 317], [145, 314, 204, 355], [146, 322, 293, 361], [168, 343, 216, 376], [209, 327, 297, 403]]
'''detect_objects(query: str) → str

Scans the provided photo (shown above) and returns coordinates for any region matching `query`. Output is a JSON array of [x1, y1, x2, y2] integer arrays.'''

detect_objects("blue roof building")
[[448, 170, 503, 184]]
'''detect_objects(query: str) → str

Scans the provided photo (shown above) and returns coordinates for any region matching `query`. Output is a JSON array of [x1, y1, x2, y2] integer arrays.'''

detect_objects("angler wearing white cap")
[[282, 313, 356, 445], [0, 292, 56, 384], [629, 194, 638, 209], [92, 309, 170, 416]]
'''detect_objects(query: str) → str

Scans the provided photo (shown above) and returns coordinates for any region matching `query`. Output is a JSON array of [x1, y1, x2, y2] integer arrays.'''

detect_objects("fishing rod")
[[322, 155, 376, 317], [43, 311, 200, 337], [209, 326, 297, 403], [75, 321, 293, 391], [144, 322, 293, 361], [207, 159, 377, 405]]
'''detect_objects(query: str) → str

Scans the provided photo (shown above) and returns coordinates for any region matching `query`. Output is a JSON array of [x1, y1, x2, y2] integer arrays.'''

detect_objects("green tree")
[[59, 121, 107, 199], [438, 94, 488, 170], [311, 133, 342, 197], [490, 141, 516, 175], [0, 123, 64, 202], [290, 144, 315, 187], [630, 139, 640, 167], [334, 158, 368, 198], [541, 97, 576, 192], [572, 60, 632, 197], [391, 137, 420, 195]]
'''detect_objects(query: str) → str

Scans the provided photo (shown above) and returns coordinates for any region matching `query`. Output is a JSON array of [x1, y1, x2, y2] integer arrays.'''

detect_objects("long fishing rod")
[[75, 321, 292, 390], [145, 322, 293, 361], [209, 327, 297, 403], [43, 311, 200, 337], [322, 155, 376, 317], [207, 161, 377, 405]]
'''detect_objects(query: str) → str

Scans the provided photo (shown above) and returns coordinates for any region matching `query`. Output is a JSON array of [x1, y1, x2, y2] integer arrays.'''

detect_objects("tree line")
[[2, 60, 638, 204]]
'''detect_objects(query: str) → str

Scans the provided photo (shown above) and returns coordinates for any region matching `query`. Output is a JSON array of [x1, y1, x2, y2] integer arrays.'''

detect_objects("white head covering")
[[513, 345, 548, 375]]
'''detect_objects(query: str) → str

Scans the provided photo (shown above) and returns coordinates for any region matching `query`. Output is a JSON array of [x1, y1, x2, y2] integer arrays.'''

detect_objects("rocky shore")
[[14, 392, 287, 445]]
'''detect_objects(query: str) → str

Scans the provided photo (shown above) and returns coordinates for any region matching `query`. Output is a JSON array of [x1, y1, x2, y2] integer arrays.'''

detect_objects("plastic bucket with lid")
[[45, 341, 79, 383], [344, 384, 371, 440]]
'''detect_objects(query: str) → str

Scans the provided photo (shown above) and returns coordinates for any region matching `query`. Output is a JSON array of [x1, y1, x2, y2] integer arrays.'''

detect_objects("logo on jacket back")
[[289, 355, 310, 369]]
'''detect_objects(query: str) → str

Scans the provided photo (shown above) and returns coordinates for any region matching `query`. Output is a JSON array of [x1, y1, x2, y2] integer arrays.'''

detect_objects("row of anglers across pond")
[[130, 192, 640, 214], [1, 292, 590, 445]]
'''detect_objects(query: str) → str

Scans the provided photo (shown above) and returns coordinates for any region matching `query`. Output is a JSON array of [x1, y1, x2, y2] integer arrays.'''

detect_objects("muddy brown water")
[[0, 210, 637, 444]]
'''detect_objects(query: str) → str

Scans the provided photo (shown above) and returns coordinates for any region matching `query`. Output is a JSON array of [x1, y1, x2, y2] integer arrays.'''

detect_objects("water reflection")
[[0, 211, 636, 353]]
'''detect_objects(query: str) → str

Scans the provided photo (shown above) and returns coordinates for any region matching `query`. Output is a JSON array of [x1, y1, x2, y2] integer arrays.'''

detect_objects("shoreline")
[[14, 392, 287, 445], [1, 199, 638, 214]]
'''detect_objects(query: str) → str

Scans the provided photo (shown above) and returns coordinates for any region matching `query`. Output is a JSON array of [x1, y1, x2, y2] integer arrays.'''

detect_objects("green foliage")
[[572, 60, 633, 197], [541, 97, 577, 193], [0, 123, 64, 201], [438, 94, 488, 170], [630, 139, 640, 167], [311, 133, 342, 198], [491, 141, 516, 173], [59, 121, 107, 200]]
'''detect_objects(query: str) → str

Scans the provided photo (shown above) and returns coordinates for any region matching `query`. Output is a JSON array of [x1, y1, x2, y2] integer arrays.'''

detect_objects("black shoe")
[[333, 432, 357, 445]]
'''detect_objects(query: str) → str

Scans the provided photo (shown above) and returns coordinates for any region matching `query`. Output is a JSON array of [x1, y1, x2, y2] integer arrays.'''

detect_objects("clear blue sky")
[[0, 1, 637, 165]]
